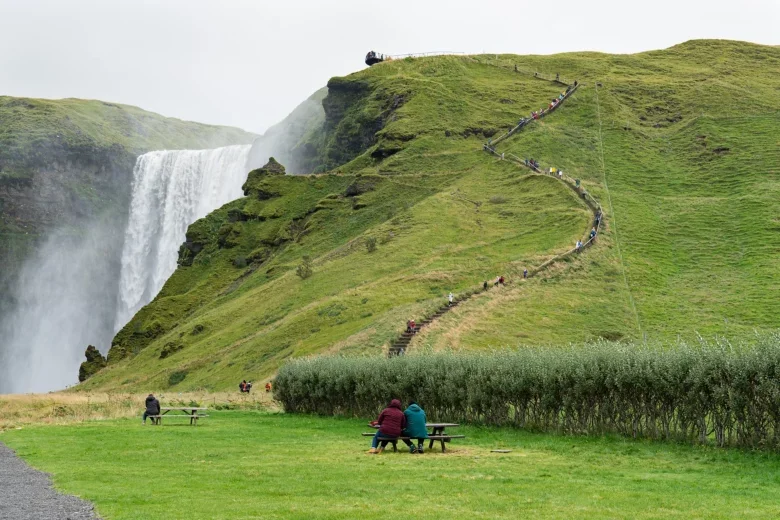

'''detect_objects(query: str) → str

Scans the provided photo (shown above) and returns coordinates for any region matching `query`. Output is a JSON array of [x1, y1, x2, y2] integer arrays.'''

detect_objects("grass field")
[[2, 411, 780, 519]]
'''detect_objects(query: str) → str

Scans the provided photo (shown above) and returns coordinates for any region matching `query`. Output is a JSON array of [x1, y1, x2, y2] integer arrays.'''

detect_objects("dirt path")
[[0, 442, 99, 520]]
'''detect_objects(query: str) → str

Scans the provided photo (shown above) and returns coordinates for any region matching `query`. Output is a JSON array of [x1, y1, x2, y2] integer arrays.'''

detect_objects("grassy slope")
[[85, 40, 778, 392], [415, 40, 780, 349], [3, 412, 780, 519]]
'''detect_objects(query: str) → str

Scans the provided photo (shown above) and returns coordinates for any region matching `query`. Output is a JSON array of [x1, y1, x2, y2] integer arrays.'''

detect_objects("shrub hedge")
[[274, 334, 780, 449]]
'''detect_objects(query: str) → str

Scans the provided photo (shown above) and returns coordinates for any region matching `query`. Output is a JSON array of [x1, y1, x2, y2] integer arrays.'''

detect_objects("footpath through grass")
[[2, 411, 780, 519]]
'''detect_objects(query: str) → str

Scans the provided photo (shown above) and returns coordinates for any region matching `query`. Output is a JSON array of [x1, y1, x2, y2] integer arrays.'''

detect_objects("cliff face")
[[284, 76, 409, 174], [0, 96, 256, 317]]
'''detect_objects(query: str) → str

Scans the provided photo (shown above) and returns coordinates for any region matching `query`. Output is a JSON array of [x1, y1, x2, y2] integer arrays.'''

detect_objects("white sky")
[[1, 0, 777, 134]]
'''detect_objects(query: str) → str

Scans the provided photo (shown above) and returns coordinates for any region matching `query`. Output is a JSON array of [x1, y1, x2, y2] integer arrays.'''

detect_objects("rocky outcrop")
[[78, 345, 107, 382], [292, 77, 409, 173]]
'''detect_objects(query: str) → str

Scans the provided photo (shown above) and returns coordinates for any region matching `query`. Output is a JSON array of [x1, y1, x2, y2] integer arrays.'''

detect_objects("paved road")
[[0, 442, 99, 520]]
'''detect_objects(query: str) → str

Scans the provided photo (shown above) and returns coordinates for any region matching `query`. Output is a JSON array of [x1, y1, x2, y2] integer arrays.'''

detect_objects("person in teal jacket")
[[401, 401, 429, 454]]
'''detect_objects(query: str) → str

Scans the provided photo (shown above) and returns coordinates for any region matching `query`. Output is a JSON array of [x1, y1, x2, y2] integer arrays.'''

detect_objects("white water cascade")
[[114, 145, 251, 329]]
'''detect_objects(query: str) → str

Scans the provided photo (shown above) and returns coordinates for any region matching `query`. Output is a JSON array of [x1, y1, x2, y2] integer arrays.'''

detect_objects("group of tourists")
[[237, 380, 272, 393], [368, 399, 429, 454], [482, 275, 507, 291]]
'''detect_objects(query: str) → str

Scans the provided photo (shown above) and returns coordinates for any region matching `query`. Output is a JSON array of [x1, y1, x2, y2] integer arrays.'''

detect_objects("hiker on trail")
[[556, 73, 560, 81], [407, 319, 415, 333], [239, 380, 252, 393], [368, 399, 407, 454], [448, 292, 454, 306], [143, 393, 160, 424], [574, 80, 578, 87], [265, 382, 272, 393], [559, 93, 565, 101], [523, 269, 528, 279], [401, 401, 429, 454], [590, 228, 597, 240], [595, 211, 602, 225], [499, 276, 505, 285], [558, 170, 563, 179], [483, 280, 489, 291], [500, 152, 505, 160], [514, 64, 518, 72], [576, 240, 582, 251]]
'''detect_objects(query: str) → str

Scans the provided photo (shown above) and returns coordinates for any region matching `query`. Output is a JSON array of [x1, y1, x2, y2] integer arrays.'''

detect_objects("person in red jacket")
[[367, 399, 407, 454]]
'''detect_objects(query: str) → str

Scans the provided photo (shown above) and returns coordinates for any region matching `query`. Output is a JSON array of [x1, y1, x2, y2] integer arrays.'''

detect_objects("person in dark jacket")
[[401, 401, 429, 453], [368, 399, 406, 454], [143, 394, 160, 424]]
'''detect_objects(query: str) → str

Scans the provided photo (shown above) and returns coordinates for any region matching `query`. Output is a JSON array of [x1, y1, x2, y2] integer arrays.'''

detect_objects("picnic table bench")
[[147, 407, 208, 426], [363, 422, 464, 452]]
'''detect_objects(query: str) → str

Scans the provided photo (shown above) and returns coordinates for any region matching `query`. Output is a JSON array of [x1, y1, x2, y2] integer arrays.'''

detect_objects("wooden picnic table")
[[149, 407, 209, 426], [365, 422, 464, 452]]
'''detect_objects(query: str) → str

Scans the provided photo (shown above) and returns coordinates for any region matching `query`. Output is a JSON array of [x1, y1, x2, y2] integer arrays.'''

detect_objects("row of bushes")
[[274, 334, 780, 449]]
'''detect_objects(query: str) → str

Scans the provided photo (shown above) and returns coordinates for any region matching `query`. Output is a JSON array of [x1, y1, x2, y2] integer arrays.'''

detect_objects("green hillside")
[[82, 40, 780, 392]]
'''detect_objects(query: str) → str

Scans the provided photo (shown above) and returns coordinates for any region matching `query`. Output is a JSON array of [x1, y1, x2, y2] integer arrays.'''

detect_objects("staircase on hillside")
[[388, 292, 478, 356], [387, 73, 602, 358]]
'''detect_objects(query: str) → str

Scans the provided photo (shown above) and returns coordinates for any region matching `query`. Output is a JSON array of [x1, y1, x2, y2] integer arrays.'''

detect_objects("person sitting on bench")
[[401, 401, 429, 454], [367, 399, 406, 454], [143, 393, 160, 424]]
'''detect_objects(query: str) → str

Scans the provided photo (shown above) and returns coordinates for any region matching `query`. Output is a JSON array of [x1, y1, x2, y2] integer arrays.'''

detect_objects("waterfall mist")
[[0, 218, 124, 393], [0, 145, 251, 393]]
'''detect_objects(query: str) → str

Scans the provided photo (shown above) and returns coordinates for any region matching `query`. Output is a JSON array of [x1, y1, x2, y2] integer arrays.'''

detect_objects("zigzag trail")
[[388, 76, 604, 356]]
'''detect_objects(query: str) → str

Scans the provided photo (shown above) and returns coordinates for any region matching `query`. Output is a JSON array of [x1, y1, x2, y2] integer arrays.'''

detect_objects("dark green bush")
[[274, 334, 780, 449], [168, 370, 187, 386]]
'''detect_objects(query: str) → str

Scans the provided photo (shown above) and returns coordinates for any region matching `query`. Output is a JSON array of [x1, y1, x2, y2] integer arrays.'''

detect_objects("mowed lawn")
[[2, 412, 780, 519]]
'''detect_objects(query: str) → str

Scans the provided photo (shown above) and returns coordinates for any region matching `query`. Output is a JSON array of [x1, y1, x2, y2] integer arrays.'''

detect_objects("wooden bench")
[[148, 407, 209, 426], [362, 433, 466, 452], [147, 414, 208, 425]]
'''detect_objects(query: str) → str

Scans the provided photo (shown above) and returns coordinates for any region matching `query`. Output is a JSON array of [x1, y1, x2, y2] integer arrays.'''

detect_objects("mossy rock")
[[78, 345, 107, 382], [159, 341, 185, 359], [217, 222, 241, 248]]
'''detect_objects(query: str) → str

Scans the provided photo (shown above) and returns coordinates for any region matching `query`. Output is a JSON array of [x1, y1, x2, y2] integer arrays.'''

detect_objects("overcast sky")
[[1, 0, 777, 134]]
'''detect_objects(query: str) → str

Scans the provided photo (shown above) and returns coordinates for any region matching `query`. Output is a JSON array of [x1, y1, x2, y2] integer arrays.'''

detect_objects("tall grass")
[[275, 333, 780, 449], [0, 391, 277, 429]]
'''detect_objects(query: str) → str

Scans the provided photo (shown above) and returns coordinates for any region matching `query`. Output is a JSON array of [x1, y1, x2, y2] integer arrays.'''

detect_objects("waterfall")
[[114, 145, 251, 330], [0, 145, 250, 393]]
